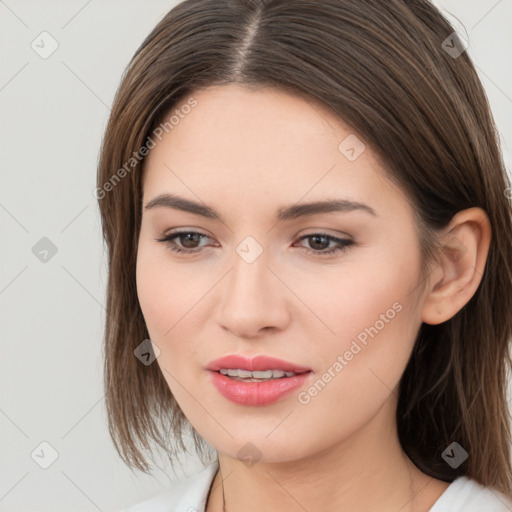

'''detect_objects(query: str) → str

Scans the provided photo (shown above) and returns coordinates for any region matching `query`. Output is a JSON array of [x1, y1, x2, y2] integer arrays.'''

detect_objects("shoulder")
[[122, 461, 219, 512], [431, 476, 512, 512]]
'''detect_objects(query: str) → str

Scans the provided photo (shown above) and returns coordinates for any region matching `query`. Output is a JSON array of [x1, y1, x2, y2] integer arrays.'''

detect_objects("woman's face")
[[136, 84, 429, 463]]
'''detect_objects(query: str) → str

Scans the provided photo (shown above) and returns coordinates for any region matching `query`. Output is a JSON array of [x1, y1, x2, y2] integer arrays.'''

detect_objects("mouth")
[[206, 354, 312, 405], [208, 368, 313, 406], [206, 353, 311, 374], [216, 368, 311, 382]]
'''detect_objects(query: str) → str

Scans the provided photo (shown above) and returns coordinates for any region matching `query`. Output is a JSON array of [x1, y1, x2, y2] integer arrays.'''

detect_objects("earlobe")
[[421, 207, 491, 325]]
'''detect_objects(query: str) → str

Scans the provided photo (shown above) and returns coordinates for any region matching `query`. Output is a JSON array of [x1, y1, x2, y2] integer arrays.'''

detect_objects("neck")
[[206, 396, 450, 512]]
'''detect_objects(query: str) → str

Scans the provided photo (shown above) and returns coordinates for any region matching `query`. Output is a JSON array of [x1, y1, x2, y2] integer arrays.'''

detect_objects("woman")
[[96, 1, 512, 510]]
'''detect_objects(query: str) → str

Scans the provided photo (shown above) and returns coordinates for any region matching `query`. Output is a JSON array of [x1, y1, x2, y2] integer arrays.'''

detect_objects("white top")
[[123, 461, 512, 512]]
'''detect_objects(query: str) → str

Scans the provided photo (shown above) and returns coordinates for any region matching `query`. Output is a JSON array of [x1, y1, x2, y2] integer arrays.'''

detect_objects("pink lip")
[[206, 354, 311, 373], [209, 371, 312, 406], [206, 354, 312, 406]]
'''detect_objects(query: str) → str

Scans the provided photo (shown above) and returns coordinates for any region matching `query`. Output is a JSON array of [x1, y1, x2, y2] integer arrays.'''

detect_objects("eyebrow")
[[144, 193, 377, 222]]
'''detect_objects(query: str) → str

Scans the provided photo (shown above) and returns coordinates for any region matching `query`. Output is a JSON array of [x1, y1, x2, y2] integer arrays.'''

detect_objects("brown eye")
[[295, 234, 354, 256], [156, 231, 211, 254]]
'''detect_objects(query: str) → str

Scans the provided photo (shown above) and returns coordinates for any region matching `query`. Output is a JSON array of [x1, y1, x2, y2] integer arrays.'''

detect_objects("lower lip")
[[208, 371, 312, 406]]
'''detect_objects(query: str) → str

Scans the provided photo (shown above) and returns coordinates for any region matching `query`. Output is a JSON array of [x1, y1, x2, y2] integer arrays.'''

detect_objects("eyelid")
[[297, 228, 352, 239], [156, 228, 355, 257], [159, 228, 352, 243]]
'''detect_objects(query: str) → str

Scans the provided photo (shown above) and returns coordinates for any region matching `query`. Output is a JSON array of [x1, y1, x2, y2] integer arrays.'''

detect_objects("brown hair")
[[96, 0, 512, 494]]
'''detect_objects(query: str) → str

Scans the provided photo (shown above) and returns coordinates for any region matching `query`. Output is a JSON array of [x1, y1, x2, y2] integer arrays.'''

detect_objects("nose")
[[216, 248, 291, 340]]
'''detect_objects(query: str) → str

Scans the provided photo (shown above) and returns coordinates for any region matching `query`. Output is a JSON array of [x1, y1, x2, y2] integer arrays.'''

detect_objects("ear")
[[421, 207, 491, 325]]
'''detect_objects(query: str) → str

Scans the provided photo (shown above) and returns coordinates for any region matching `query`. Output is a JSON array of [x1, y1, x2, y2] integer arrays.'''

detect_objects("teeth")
[[219, 368, 298, 379]]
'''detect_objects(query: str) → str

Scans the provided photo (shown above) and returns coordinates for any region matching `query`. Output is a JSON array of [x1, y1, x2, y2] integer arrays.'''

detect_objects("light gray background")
[[1, 1, 511, 511]]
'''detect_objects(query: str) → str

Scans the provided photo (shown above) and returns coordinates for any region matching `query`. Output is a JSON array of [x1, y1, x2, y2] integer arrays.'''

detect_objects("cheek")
[[286, 246, 419, 347], [296, 259, 421, 413], [135, 241, 185, 349], [135, 240, 217, 358], [136, 244, 167, 333], [290, 250, 421, 396], [136, 236, 181, 320], [293, 293, 419, 450]]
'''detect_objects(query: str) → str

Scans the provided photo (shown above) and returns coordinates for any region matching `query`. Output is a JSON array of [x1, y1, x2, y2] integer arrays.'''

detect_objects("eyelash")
[[155, 231, 354, 257]]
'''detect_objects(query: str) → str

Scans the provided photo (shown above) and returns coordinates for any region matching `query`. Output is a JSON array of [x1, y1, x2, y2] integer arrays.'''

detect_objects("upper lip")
[[206, 354, 311, 373]]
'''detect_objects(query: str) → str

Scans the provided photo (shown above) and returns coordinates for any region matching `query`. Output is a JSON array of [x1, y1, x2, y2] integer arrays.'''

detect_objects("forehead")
[[170, 83, 346, 152], [141, 84, 408, 221]]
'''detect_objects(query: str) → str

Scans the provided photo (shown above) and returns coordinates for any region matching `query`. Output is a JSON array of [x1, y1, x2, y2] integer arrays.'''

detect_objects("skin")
[[136, 84, 491, 512]]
